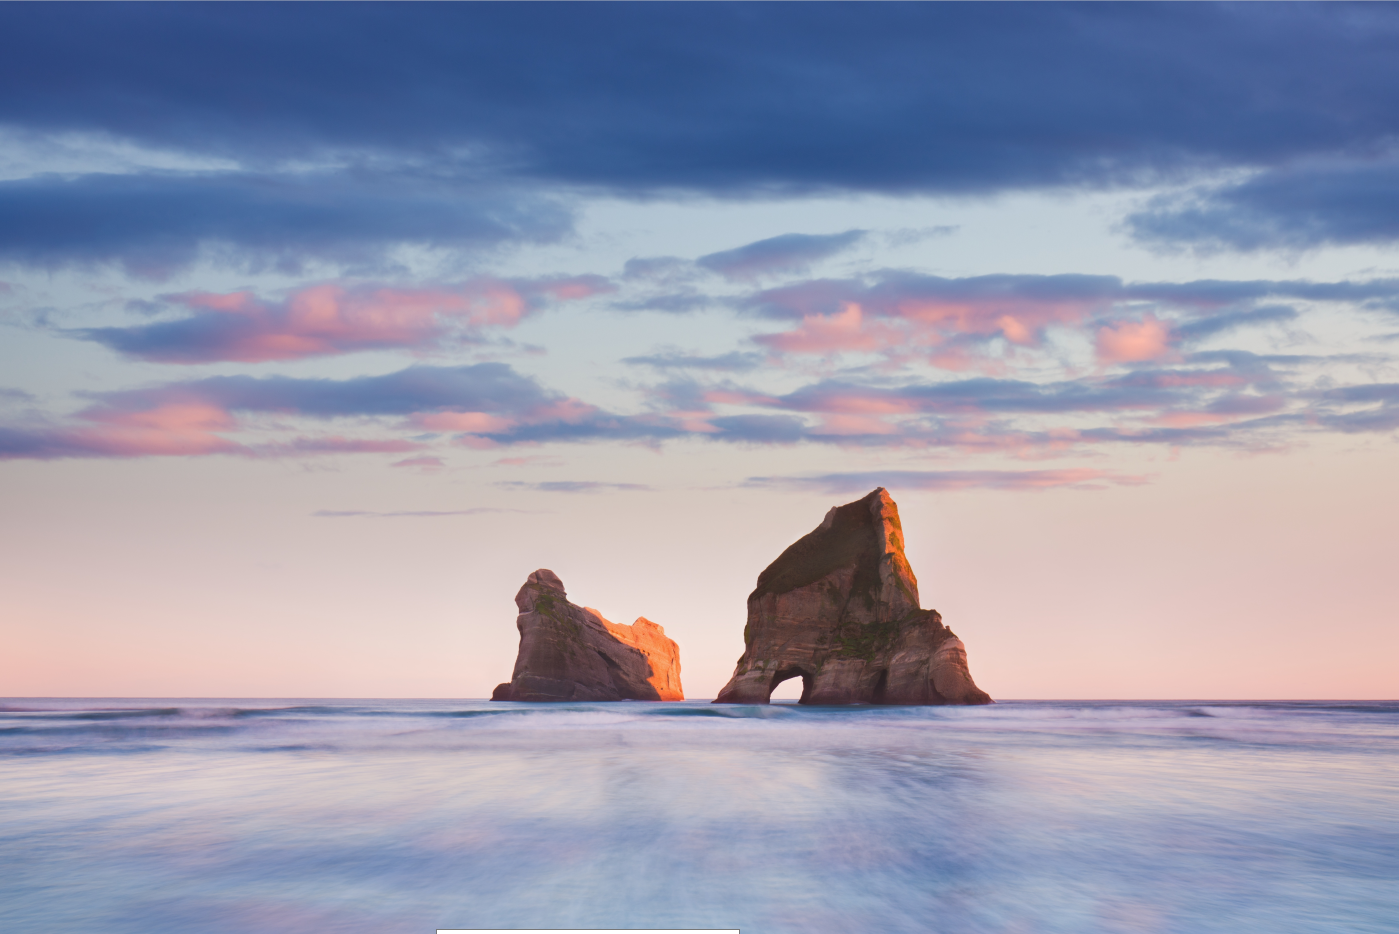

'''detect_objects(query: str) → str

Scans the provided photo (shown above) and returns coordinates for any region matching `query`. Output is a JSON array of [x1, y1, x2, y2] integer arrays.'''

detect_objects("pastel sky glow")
[[2, 3, 1396, 699]]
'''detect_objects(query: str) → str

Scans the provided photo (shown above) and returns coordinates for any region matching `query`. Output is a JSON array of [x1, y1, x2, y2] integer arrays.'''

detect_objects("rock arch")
[[714, 488, 991, 706]]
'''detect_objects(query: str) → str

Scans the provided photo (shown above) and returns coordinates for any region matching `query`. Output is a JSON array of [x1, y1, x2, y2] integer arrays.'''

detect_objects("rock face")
[[714, 488, 991, 706], [492, 569, 684, 702]]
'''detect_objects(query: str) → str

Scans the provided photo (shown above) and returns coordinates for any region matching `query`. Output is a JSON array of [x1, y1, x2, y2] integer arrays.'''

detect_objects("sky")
[[2, 2, 1397, 700]]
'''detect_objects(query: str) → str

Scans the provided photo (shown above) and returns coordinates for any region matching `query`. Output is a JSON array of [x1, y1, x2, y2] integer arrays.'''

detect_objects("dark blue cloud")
[[1171, 306, 1299, 343], [1128, 162, 1399, 250], [1314, 382, 1399, 432], [776, 375, 1194, 417], [621, 257, 694, 281], [2, 5, 1398, 266], [480, 418, 685, 446], [707, 414, 808, 444], [0, 171, 569, 276], [697, 231, 866, 281], [745, 270, 1399, 322], [3, 3, 1398, 197], [93, 363, 557, 418], [609, 293, 718, 315], [622, 351, 763, 372]]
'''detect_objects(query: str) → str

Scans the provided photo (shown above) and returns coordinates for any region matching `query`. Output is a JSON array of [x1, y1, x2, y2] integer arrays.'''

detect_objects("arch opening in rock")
[[768, 667, 812, 703]]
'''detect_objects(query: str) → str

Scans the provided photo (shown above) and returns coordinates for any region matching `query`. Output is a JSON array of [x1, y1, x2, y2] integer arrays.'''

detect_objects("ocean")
[[1, 699, 1395, 934]]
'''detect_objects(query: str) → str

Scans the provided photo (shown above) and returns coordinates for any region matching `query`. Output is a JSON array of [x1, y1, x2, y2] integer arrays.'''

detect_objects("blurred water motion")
[[2, 699, 1396, 934]]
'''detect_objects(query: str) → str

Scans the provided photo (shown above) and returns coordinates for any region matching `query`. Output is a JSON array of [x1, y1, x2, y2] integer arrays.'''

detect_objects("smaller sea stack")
[[492, 569, 683, 702], [715, 488, 991, 705]]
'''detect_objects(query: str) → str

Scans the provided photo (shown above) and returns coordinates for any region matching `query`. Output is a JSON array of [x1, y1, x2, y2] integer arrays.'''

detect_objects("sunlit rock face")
[[715, 488, 991, 706], [492, 569, 684, 702]]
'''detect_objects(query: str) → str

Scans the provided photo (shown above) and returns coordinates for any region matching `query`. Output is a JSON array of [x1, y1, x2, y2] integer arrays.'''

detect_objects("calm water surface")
[[2, 699, 1396, 934]]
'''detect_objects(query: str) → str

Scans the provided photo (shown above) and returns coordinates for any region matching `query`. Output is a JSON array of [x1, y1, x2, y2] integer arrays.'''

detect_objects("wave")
[[2, 698, 1394, 759]]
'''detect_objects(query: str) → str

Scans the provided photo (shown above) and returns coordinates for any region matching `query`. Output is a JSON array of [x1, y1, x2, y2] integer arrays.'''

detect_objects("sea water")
[[1, 699, 1395, 934]]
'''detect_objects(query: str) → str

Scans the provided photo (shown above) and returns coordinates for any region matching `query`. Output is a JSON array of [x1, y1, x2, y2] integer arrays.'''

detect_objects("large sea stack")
[[714, 488, 991, 705], [492, 569, 684, 702]]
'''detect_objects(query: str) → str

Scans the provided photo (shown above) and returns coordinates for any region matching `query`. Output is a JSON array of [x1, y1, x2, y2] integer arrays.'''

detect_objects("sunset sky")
[[3, 3, 1397, 699]]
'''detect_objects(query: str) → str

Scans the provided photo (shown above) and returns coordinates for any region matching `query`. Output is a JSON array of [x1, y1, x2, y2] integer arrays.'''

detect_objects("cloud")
[[490, 455, 564, 467], [86, 363, 559, 419], [390, 455, 445, 470], [0, 363, 578, 460], [621, 257, 694, 281], [1314, 382, 1399, 433], [747, 273, 1126, 363], [775, 373, 1212, 419], [744, 272, 1399, 368], [1171, 306, 1299, 343], [609, 292, 720, 315], [1128, 161, 1399, 251], [622, 351, 763, 372], [4, 5, 1398, 198], [755, 303, 891, 356], [75, 276, 611, 363], [883, 226, 958, 247], [254, 436, 422, 456], [495, 481, 651, 493], [697, 231, 866, 281], [0, 171, 571, 276], [746, 469, 1149, 494], [2, 344, 1393, 461], [1095, 315, 1173, 365], [707, 414, 809, 444]]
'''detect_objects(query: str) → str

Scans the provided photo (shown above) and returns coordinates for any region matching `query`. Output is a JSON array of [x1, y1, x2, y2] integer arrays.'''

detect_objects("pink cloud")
[[816, 413, 902, 435], [1095, 315, 1173, 364], [530, 398, 604, 423], [0, 413, 423, 461], [414, 411, 516, 433], [172, 282, 522, 362], [58, 401, 244, 457], [745, 275, 1315, 374], [85, 275, 612, 364], [750, 283, 1111, 369], [754, 303, 897, 355], [889, 296, 1089, 339]]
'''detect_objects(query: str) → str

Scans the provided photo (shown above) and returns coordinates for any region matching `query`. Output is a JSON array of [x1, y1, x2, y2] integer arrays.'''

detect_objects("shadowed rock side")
[[714, 488, 991, 706], [492, 569, 684, 702]]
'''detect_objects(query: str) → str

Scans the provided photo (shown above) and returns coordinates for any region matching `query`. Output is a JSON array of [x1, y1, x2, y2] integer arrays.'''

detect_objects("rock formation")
[[714, 488, 991, 705], [492, 569, 684, 702]]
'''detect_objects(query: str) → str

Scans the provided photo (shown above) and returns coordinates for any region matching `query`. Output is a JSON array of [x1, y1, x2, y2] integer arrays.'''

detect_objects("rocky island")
[[491, 569, 684, 701], [715, 488, 991, 705]]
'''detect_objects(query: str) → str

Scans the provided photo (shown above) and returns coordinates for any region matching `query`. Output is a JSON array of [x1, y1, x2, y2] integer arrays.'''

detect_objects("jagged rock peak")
[[493, 569, 683, 703], [752, 487, 920, 617], [716, 489, 991, 706]]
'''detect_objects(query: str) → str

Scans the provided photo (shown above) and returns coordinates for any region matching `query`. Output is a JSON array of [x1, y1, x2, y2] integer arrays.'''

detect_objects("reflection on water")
[[2, 699, 1396, 934]]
